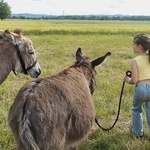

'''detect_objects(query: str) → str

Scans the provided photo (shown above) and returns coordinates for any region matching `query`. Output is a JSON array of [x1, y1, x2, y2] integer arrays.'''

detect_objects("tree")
[[0, 0, 11, 20]]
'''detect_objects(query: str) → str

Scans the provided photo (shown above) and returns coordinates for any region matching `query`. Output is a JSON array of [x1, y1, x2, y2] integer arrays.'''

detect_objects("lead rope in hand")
[[95, 71, 132, 131]]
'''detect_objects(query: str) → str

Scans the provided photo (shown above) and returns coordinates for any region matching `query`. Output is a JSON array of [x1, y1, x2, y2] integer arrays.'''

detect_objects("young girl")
[[125, 33, 150, 138]]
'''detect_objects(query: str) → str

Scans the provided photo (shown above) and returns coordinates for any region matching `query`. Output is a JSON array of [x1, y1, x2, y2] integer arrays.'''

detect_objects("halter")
[[13, 44, 37, 75]]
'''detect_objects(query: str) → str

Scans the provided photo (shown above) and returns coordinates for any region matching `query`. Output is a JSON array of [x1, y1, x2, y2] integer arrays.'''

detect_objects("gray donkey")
[[0, 30, 41, 84], [8, 48, 111, 150]]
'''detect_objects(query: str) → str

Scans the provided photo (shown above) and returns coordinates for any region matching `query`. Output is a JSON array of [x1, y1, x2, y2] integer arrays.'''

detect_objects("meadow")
[[1, 19, 150, 150]]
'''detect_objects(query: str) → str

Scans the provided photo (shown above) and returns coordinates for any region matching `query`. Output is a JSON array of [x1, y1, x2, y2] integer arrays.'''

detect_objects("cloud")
[[107, 0, 125, 8]]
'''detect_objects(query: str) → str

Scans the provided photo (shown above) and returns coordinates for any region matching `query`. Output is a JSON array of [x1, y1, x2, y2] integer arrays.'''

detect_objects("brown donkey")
[[0, 30, 41, 85], [8, 48, 111, 150]]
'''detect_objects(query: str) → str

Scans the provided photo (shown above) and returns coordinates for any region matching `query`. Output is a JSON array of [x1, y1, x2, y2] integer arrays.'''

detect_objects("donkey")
[[0, 30, 41, 85], [8, 48, 111, 150]]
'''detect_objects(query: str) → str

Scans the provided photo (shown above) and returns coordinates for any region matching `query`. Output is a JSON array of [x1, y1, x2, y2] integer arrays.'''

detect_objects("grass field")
[[1, 19, 150, 150]]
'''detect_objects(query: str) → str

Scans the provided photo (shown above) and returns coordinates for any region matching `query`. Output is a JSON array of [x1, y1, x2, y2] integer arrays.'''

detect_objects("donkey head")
[[75, 47, 111, 94], [4, 30, 41, 78]]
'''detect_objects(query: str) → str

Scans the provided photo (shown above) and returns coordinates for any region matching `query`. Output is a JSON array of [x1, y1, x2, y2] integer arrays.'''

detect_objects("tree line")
[[11, 15, 150, 21], [43, 15, 150, 21]]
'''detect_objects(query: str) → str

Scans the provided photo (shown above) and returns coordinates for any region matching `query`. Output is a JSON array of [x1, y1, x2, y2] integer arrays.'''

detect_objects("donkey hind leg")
[[15, 137, 40, 150], [10, 127, 29, 150], [17, 143, 27, 150], [14, 137, 28, 150]]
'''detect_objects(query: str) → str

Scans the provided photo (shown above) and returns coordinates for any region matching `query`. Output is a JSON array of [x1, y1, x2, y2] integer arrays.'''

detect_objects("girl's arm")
[[125, 59, 138, 84]]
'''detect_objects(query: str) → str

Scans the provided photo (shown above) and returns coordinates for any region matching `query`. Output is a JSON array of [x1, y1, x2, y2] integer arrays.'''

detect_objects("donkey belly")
[[66, 109, 95, 145]]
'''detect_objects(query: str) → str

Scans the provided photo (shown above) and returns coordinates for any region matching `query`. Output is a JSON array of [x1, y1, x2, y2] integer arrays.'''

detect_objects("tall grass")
[[1, 20, 150, 150]]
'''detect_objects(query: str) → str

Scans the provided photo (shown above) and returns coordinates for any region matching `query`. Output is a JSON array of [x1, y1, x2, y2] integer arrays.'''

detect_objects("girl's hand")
[[124, 75, 131, 83]]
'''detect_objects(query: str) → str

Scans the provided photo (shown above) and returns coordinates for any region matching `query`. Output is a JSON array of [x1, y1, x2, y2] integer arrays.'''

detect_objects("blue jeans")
[[132, 82, 150, 136]]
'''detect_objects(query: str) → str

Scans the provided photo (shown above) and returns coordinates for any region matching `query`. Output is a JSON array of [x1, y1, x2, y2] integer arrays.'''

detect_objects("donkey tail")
[[18, 109, 40, 150]]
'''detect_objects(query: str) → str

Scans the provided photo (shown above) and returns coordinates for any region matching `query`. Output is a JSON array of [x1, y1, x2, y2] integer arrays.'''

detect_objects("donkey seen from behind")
[[8, 48, 111, 150]]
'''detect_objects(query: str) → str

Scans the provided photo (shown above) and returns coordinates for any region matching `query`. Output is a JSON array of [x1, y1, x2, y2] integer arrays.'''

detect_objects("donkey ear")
[[91, 52, 111, 68], [5, 29, 19, 37], [76, 47, 82, 62], [4, 29, 20, 45]]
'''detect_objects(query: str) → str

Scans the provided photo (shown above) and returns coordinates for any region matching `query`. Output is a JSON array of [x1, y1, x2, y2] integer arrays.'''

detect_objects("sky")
[[4, 0, 150, 16]]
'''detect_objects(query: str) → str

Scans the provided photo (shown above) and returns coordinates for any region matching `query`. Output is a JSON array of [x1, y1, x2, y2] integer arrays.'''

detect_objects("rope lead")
[[95, 70, 131, 131]]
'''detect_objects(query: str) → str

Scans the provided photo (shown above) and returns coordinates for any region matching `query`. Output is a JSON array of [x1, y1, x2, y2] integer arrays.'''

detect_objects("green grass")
[[1, 20, 150, 150]]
